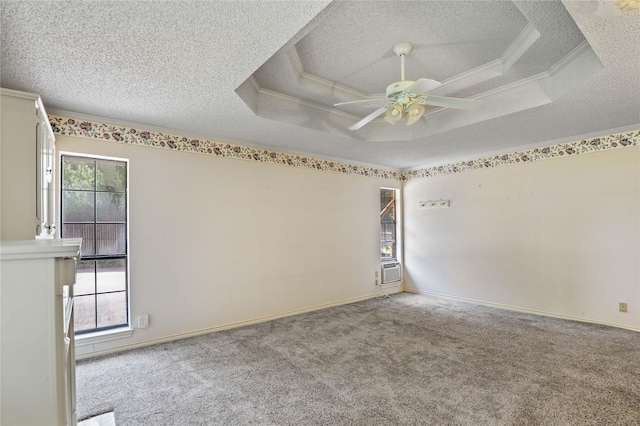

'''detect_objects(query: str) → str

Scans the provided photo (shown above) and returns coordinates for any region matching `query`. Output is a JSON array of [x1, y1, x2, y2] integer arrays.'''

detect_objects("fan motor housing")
[[386, 80, 415, 98]]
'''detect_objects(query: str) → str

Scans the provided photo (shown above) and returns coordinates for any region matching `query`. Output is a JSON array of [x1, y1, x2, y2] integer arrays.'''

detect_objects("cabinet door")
[[36, 116, 45, 237], [45, 128, 57, 236], [35, 106, 56, 238]]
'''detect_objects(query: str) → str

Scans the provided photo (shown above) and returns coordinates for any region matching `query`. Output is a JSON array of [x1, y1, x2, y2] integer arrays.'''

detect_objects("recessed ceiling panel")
[[239, 0, 602, 143], [296, 1, 529, 92]]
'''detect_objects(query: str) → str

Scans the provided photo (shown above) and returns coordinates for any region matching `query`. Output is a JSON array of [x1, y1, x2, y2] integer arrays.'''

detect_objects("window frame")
[[59, 152, 131, 335]]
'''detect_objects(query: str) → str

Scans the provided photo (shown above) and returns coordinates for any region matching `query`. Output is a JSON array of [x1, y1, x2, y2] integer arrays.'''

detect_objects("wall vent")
[[381, 261, 401, 284]]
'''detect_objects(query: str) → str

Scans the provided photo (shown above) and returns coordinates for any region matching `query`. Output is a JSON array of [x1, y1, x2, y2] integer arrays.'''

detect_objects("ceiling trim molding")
[[426, 60, 503, 97], [547, 40, 592, 77], [459, 71, 549, 104], [286, 46, 380, 102], [500, 23, 541, 71], [286, 23, 540, 101], [247, 76, 261, 93], [545, 40, 604, 100], [429, 23, 540, 96], [234, 76, 261, 114], [283, 22, 539, 102], [258, 88, 356, 120], [48, 115, 402, 181], [238, 23, 595, 142], [423, 43, 602, 131], [252, 70, 555, 141], [401, 129, 639, 181]]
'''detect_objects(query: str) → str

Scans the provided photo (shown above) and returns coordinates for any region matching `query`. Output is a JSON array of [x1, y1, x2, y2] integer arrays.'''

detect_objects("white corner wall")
[[403, 146, 640, 330], [56, 135, 400, 357]]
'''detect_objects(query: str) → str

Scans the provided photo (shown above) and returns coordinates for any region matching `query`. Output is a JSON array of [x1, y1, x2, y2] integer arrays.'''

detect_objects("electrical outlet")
[[138, 314, 149, 328], [619, 302, 628, 313], [374, 270, 379, 285]]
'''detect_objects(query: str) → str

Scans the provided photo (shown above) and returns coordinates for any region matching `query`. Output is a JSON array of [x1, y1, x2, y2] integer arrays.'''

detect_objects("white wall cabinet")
[[1, 88, 56, 240], [1, 238, 82, 426]]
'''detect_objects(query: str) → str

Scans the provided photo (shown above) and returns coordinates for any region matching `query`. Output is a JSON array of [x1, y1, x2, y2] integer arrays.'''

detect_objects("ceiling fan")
[[334, 43, 484, 131]]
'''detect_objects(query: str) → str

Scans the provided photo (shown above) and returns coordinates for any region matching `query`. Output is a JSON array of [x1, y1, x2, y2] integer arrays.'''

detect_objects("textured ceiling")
[[1, 1, 638, 170], [295, 1, 529, 92]]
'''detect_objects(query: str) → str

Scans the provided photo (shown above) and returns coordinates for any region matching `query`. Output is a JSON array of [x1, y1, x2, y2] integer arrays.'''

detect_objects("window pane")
[[96, 224, 126, 255], [380, 189, 394, 205], [75, 260, 96, 296], [97, 160, 126, 192], [97, 292, 127, 328], [380, 188, 396, 260], [62, 191, 95, 222], [63, 155, 129, 335], [97, 259, 126, 293], [74, 295, 96, 332], [62, 223, 95, 256], [96, 192, 125, 222], [62, 157, 95, 190], [381, 223, 395, 241], [381, 243, 396, 259]]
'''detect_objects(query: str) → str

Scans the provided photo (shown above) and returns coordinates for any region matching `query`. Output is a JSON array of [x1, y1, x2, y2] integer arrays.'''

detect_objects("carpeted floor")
[[76, 293, 640, 425]]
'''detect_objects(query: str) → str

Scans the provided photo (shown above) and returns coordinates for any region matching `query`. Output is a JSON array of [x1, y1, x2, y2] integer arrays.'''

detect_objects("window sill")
[[75, 327, 134, 346]]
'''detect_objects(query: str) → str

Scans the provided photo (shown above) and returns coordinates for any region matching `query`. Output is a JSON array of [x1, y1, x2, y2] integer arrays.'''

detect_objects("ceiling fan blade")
[[423, 95, 484, 111], [349, 106, 388, 130], [406, 78, 441, 94], [334, 97, 387, 107]]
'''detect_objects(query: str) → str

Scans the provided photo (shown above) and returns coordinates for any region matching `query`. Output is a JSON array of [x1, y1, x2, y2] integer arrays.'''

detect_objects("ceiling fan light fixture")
[[597, 0, 640, 15], [618, 0, 640, 11], [384, 103, 404, 125], [405, 102, 425, 125], [340, 42, 483, 131]]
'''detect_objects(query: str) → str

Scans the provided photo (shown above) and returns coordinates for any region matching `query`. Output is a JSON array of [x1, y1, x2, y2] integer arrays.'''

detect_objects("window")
[[61, 154, 129, 334], [380, 188, 397, 260]]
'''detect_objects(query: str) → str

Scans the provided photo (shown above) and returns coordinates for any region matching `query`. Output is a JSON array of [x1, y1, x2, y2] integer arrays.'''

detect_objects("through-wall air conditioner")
[[381, 261, 401, 284]]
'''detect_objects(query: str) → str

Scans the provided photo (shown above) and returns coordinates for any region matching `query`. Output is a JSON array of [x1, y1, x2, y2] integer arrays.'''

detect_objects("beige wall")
[[56, 135, 400, 356], [53, 131, 640, 356], [403, 146, 640, 330]]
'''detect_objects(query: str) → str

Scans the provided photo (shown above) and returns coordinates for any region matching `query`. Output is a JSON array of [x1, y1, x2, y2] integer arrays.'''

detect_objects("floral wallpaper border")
[[48, 116, 401, 181], [403, 130, 639, 181], [49, 115, 638, 181]]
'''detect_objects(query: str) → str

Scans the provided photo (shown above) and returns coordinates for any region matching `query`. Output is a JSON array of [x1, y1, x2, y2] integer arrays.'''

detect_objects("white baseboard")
[[76, 288, 403, 360], [404, 287, 640, 333]]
